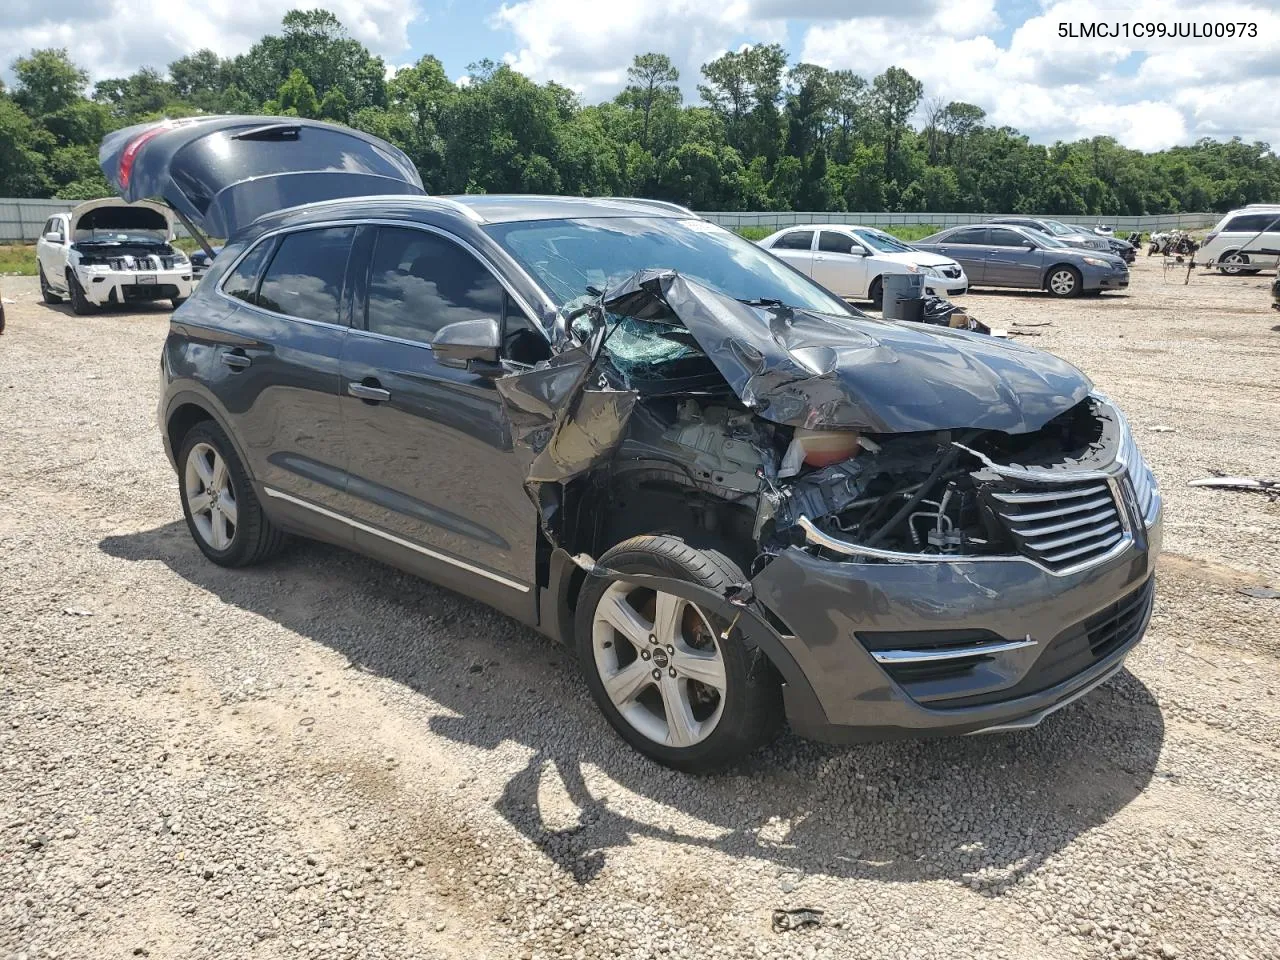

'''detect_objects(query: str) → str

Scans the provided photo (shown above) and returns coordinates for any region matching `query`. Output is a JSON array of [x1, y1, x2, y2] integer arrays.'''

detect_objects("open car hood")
[[602, 270, 1091, 434], [69, 198, 174, 239], [99, 116, 425, 239]]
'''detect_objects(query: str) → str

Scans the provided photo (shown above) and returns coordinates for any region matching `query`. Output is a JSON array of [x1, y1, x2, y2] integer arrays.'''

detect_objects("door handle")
[[220, 349, 251, 370], [814, 255, 827, 261], [348, 380, 391, 403]]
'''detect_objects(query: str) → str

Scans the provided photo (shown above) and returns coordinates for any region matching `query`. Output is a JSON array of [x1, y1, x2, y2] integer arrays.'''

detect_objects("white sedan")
[[758, 224, 968, 306]]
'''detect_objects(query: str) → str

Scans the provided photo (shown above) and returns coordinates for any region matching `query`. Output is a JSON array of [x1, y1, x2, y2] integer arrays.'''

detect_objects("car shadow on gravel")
[[102, 524, 1165, 894]]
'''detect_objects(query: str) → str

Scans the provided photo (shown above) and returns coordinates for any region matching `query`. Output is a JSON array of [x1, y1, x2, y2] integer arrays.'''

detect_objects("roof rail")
[[250, 193, 488, 226], [596, 197, 700, 218]]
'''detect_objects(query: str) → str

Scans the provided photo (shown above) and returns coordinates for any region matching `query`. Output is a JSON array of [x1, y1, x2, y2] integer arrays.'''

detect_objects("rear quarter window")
[[255, 227, 356, 324]]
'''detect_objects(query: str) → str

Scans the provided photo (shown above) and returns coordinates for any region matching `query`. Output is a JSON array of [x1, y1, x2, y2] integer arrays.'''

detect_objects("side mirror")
[[43, 231, 62, 244], [433, 317, 501, 370], [1025, 242, 1038, 250]]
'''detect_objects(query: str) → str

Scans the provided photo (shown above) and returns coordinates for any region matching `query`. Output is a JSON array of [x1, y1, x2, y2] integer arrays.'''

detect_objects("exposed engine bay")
[[495, 269, 1151, 579], [74, 241, 184, 272]]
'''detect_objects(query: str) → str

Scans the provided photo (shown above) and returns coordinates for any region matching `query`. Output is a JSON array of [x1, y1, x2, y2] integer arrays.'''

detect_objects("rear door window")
[[256, 227, 356, 324], [364, 226, 504, 345], [773, 230, 814, 250]]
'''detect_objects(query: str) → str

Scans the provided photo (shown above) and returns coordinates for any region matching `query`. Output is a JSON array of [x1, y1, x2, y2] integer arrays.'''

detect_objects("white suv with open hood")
[[35, 198, 194, 313]]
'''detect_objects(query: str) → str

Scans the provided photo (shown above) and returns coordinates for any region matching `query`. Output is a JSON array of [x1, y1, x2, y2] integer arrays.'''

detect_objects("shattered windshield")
[[486, 217, 853, 315]]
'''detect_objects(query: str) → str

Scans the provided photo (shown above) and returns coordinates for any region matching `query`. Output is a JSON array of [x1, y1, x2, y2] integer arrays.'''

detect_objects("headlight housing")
[[1082, 256, 1111, 267], [918, 264, 941, 278], [1106, 399, 1160, 527]]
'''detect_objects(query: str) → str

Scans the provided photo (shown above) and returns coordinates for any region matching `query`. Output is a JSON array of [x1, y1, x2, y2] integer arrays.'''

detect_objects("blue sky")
[[5, 0, 1278, 151]]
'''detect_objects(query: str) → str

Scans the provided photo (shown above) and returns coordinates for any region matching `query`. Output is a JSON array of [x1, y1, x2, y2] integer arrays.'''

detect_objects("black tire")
[[868, 276, 884, 309], [574, 535, 782, 773], [38, 265, 63, 304], [66, 270, 98, 315], [171, 297, 188, 310], [177, 420, 286, 568], [1045, 265, 1083, 298], [1218, 251, 1248, 275]]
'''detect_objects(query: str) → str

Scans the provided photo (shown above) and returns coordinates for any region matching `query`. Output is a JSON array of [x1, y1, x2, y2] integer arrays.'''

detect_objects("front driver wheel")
[[574, 535, 782, 773], [178, 421, 285, 567], [868, 276, 884, 309], [66, 270, 97, 315], [1047, 266, 1082, 297]]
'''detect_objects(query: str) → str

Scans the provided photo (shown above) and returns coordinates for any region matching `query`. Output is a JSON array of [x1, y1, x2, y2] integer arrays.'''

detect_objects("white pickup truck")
[[35, 198, 194, 314]]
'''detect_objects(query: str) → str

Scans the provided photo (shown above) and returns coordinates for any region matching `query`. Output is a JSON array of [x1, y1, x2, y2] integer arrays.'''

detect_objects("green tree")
[[275, 68, 319, 117], [870, 66, 923, 182], [12, 49, 88, 117], [617, 53, 681, 151]]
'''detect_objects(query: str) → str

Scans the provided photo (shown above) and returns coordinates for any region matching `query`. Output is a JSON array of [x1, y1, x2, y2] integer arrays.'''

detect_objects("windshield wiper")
[[737, 297, 785, 308]]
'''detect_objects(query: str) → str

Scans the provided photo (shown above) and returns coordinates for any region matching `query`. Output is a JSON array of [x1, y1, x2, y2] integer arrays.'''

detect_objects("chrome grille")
[[941, 266, 961, 279], [991, 480, 1126, 570]]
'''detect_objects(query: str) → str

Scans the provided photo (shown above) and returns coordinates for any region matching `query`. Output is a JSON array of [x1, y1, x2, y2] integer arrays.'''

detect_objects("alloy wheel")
[[184, 442, 238, 550], [591, 582, 727, 748], [1049, 269, 1077, 295], [1220, 252, 1246, 275]]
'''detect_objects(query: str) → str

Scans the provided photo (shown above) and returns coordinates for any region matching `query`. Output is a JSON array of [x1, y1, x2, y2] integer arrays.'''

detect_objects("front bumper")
[[925, 281, 967, 297], [79, 268, 194, 305], [1092, 270, 1130, 290], [748, 500, 1161, 743]]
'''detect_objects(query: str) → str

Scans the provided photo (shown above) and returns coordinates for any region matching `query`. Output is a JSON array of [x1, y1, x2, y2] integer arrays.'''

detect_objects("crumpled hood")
[[603, 270, 1091, 434]]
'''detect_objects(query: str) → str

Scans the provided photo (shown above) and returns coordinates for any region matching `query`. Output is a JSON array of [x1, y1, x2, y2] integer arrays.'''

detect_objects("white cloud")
[[0, 0, 417, 83], [799, 0, 1280, 149], [491, 0, 770, 99]]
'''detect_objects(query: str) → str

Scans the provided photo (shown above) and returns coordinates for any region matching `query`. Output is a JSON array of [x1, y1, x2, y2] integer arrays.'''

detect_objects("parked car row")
[[79, 115, 1160, 772], [756, 224, 969, 305]]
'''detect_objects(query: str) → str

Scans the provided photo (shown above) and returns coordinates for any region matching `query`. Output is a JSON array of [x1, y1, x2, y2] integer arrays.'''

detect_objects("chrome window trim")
[[262, 486, 530, 593], [216, 217, 554, 339]]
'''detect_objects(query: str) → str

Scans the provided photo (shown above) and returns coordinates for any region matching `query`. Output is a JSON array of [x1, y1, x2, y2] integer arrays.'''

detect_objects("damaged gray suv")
[[103, 117, 1162, 772]]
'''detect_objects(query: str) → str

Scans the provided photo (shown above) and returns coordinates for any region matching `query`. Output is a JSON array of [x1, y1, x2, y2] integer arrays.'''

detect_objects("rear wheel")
[[178, 421, 285, 567], [1046, 265, 1082, 298], [66, 270, 97, 315], [574, 535, 782, 773], [38, 265, 62, 304], [1218, 251, 1248, 275]]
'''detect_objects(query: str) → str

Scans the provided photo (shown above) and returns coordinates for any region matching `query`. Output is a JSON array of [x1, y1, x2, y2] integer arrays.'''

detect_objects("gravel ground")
[[2, 258, 1279, 960]]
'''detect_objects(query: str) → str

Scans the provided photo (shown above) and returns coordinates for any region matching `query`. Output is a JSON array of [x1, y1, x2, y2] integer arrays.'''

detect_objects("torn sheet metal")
[[602, 270, 1091, 435], [495, 334, 638, 485]]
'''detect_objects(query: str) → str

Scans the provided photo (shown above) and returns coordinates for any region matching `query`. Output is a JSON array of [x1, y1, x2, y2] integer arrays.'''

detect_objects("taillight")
[[118, 125, 168, 189]]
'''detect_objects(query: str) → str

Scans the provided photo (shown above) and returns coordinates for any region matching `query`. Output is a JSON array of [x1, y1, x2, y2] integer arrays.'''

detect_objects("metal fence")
[[1, 195, 1220, 242], [0, 198, 193, 242], [700, 211, 1221, 232]]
